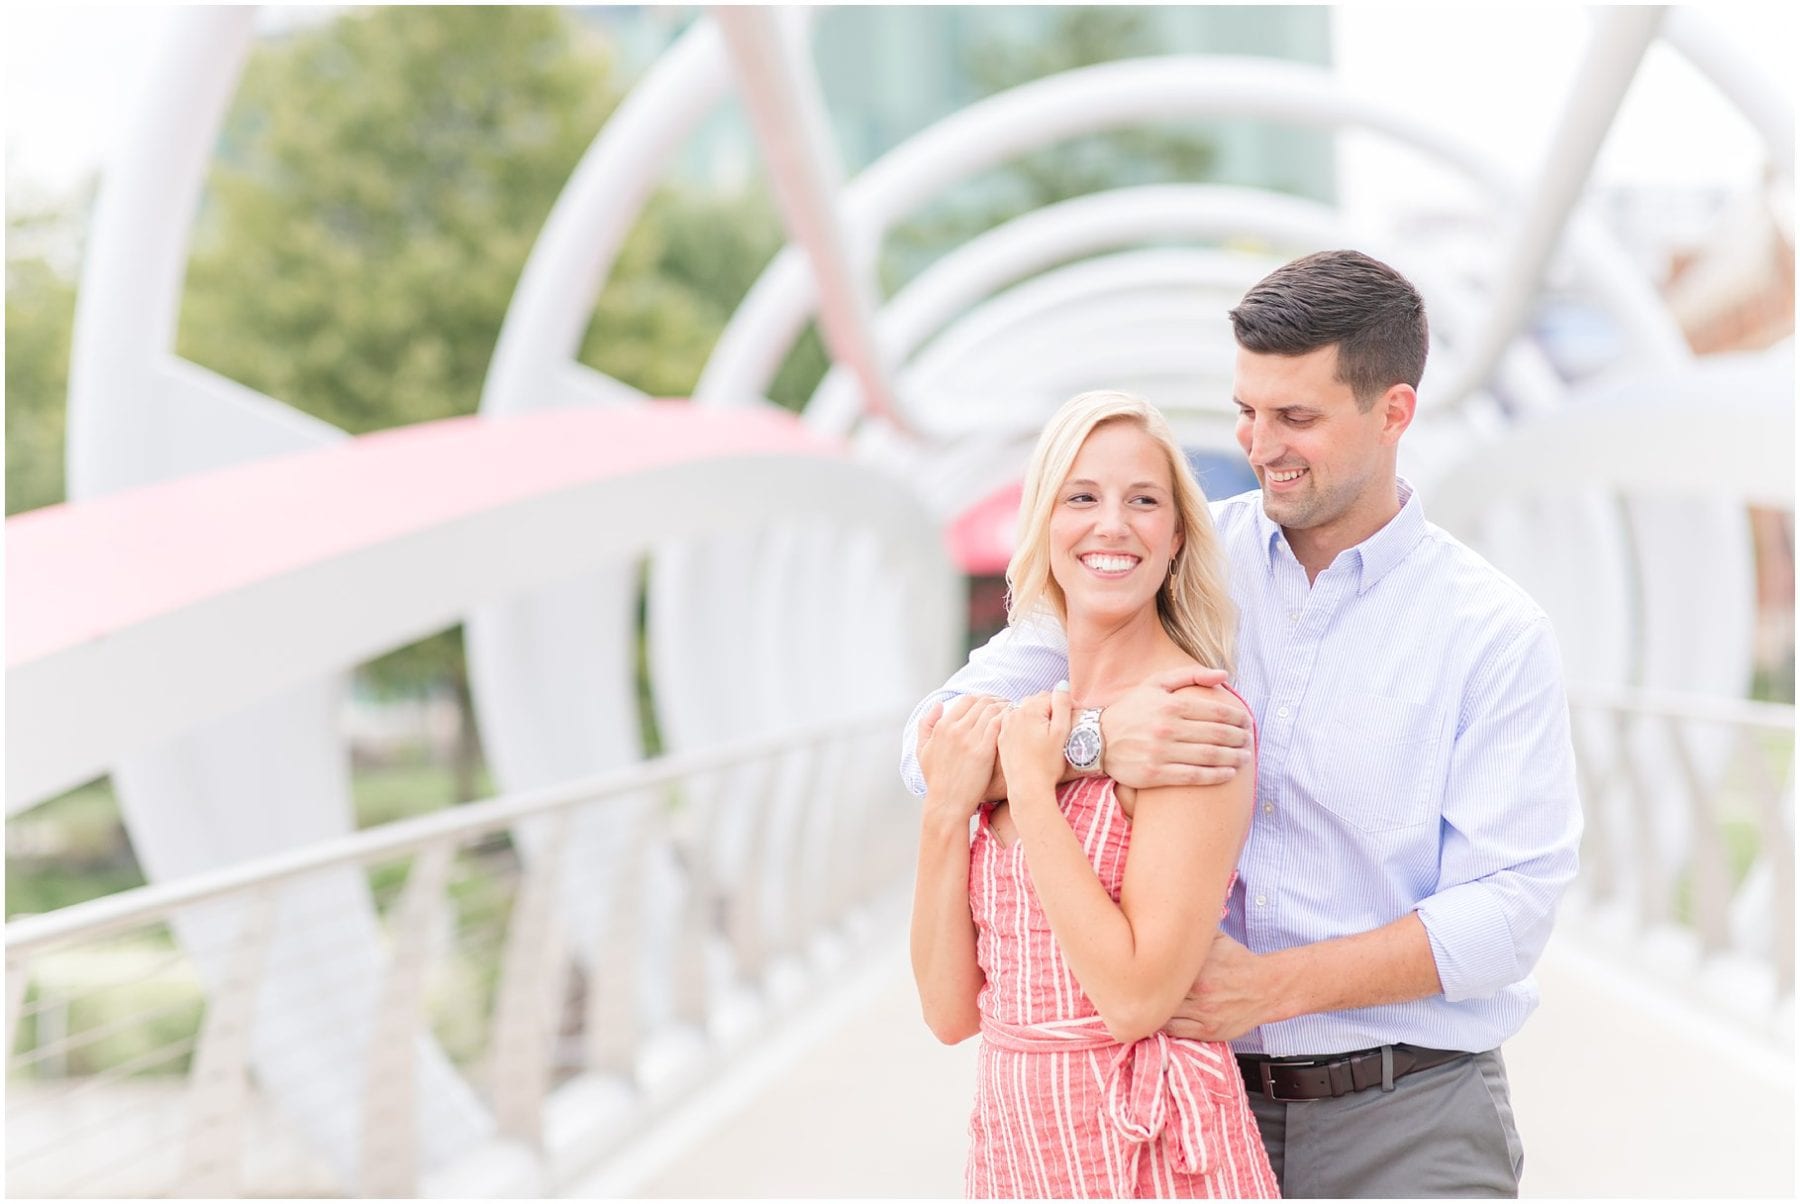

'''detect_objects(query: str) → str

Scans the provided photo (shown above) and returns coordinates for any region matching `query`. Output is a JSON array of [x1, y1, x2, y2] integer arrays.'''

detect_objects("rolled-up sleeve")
[[1415, 615, 1582, 1001], [899, 614, 1070, 797]]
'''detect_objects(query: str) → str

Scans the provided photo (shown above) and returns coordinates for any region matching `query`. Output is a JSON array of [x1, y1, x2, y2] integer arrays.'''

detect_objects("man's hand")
[[1101, 667, 1252, 789], [1162, 932, 1287, 1042]]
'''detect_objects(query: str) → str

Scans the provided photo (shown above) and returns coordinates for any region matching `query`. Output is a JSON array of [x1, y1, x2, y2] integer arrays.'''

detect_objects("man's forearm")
[[1259, 913, 1442, 1023], [1168, 912, 1445, 1042]]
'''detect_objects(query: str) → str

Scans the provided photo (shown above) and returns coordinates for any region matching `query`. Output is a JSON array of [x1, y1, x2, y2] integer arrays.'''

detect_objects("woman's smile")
[[1079, 551, 1142, 579]]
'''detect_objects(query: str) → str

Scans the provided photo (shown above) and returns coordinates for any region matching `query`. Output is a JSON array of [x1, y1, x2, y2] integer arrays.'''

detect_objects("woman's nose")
[[1094, 502, 1129, 535]]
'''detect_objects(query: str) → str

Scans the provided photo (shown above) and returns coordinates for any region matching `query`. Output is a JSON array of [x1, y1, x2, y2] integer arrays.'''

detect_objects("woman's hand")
[[919, 695, 1007, 823], [998, 683, 1073, 806]]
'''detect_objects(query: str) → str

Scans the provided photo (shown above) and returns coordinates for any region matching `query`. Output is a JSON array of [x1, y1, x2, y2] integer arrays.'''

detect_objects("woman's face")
[[1049, 420, 1184, 626]]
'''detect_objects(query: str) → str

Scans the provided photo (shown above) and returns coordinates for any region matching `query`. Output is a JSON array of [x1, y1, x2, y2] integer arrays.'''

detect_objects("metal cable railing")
[[1564, 684, 1794, 1037], [6, 708, 917, 1198]]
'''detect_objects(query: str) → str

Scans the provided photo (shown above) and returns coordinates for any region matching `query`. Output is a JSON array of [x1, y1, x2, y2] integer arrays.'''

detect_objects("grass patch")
[[351, 756, 494, 827]]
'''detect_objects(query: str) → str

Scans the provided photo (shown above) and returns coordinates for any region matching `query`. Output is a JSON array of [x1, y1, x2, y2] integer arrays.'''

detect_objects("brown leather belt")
[[1235, 1044, 1470, 1102]]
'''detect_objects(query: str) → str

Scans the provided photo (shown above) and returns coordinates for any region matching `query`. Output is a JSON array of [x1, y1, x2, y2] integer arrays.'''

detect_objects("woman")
[[911, 390, 1277, 1199]]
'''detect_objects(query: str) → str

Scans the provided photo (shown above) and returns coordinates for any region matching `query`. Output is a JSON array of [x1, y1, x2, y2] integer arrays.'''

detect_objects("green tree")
[[180, 7, 619, 433], [177, 7, 785, 799], [5, 202, 83, 516]]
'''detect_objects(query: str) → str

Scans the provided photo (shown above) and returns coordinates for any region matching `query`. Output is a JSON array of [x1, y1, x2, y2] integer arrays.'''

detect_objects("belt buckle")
[[1258, 1058, 1316, 1103]]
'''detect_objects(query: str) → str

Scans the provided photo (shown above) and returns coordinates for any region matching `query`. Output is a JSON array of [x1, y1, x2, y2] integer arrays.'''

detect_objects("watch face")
[[1067, 726, 1101, 769]]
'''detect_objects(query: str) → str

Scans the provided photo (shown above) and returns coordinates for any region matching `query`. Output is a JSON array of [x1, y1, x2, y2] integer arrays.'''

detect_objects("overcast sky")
[[5, 5, 1793, 224]]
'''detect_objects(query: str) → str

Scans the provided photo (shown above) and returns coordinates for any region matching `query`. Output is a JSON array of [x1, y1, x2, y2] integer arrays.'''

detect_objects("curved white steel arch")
[[813, 126, 1741, 707], [821, 184, 1565, 445], [481, 19, 729, 415], [804, 183, 1351, 435], [695, 53, 1688, 422], [901, 247, 1270, 396], [842, 161, 1742, 712], [1426, 349, 1796, 526], [14, 406, 961, 1187], [1663, 6, 1796, 179], [714, 7, 899, 424], [869, 219, 1572, 511], [467, 18, 734, 834], [1424, 346, 1794, 908], [1438, 6, 1666, 410], [57, 8, 490, 1183]]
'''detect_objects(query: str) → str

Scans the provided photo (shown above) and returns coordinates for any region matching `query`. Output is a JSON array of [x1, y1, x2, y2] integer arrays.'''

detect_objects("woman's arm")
[[909, 695, 1007, 1044], [1001, 685, 1254, 1044]]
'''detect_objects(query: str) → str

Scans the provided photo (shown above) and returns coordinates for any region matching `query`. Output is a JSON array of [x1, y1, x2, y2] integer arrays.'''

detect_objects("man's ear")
[[1378, 383, 1417, 445]]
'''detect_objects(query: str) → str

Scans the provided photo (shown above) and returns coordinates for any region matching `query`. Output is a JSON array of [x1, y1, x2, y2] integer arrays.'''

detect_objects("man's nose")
[[1246, 419, 1282, 466]]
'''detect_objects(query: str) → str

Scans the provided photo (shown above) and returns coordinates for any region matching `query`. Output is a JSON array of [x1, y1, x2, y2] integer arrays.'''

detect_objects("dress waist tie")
[[980, 1015, 1236, 1177]]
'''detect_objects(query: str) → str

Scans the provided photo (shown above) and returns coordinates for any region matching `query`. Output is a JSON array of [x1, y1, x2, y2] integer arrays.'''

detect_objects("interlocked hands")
[[918, 694, 1007, 822], [997, 683, 1074, 804]]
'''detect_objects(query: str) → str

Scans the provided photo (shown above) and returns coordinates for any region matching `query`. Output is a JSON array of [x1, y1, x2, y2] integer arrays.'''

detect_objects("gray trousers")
[[1245, 1049, 1523, 1198]]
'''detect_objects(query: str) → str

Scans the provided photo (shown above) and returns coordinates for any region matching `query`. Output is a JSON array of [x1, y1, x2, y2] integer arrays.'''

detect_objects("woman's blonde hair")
[[1006, 390, 1236, 673]]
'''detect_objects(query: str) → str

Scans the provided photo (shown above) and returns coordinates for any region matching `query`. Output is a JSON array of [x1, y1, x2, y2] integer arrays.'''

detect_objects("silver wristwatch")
[[1064, 707, 1104, 773]]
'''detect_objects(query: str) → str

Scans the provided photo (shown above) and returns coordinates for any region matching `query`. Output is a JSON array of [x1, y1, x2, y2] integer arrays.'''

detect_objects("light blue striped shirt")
[[900, 480, 1582, 1056]]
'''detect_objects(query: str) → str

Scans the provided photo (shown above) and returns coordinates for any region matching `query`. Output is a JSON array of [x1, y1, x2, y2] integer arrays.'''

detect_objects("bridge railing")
[[1563, 684, 1794, 1043], [5, 708, 917, 1198]]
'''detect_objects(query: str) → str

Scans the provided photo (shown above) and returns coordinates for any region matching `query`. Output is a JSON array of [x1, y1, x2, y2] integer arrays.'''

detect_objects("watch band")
[[1064, 706, 1104, 772]]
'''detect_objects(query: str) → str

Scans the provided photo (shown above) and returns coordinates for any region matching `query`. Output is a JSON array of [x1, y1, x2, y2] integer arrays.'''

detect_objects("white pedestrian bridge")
[[5, 5, 1794, 1197]]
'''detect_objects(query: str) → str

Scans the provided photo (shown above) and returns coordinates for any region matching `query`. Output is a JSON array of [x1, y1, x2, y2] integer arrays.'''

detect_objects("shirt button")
[[1288, 611, 1301, 622], [1255, 895, 1267, 907], [1277, 706, 1290, 718], [1263, 802, 1274, 814]]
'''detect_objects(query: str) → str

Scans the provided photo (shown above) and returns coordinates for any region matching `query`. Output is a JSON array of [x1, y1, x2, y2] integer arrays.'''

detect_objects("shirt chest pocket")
[[1319, 692, 1442, 831]]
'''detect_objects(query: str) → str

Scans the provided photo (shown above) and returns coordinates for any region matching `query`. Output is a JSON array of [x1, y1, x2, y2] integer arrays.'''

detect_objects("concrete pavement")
[[620, 931, 1795, 1198]]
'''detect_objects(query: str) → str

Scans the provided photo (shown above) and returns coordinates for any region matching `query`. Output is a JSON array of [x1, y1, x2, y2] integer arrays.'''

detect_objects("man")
[[900, 250, 1581, 1198]]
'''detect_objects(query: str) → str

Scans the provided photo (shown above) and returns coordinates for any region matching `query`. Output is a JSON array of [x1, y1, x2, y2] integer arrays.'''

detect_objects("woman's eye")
[[1066, 492, 1094, 504]]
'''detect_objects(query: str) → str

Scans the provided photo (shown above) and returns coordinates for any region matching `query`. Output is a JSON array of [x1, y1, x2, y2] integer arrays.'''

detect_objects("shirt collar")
[[1254, 477, 1428, 594]]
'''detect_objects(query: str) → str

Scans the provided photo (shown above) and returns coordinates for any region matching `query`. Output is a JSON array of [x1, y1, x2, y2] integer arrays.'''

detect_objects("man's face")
[[1232, 344, 1402, 539]]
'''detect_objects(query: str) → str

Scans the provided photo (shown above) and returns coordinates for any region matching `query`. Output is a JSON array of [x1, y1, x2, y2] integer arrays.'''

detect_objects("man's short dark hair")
[[1228, 250, 1429, 410]]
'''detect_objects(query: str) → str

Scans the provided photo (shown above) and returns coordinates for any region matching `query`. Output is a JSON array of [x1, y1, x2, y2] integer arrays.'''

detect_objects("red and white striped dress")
[[965, 774, 1279, 1199]]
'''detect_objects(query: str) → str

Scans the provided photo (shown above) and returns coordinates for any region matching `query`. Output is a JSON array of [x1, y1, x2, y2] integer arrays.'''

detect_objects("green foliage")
[[585, 187, 787, 399], [4, 861, 147, 919], [5, 778, 145, 918], [768, 323, 832, 413], [351, 757, 493, 828], [964, 7, 1216, 205], [179, 7, 617, 434], [172, 8, 782, 703], [5, 205, 82, 516], [11, 961, 202, 1080], [173, 9, 621, 703], [885, 7, 1218, 290]]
